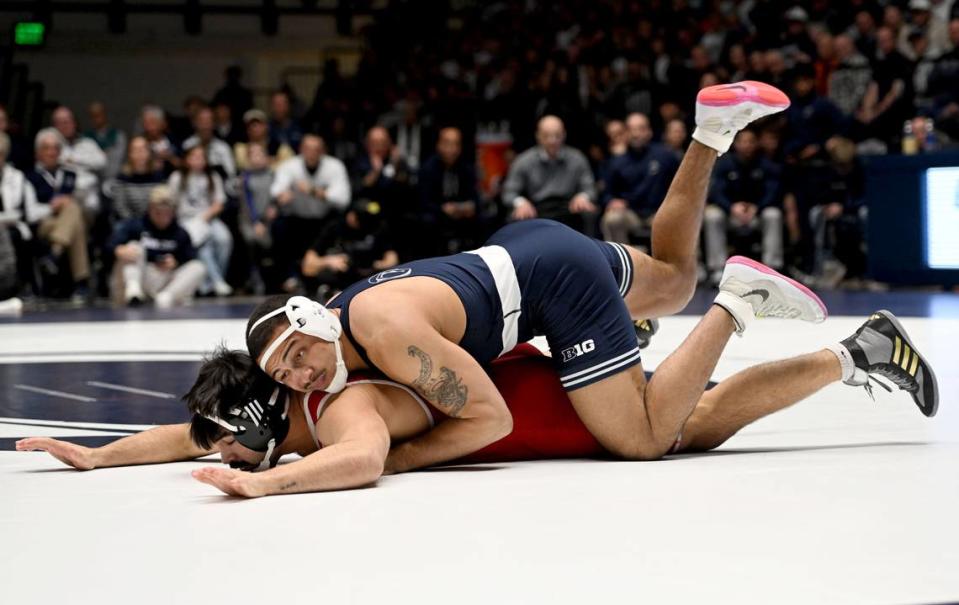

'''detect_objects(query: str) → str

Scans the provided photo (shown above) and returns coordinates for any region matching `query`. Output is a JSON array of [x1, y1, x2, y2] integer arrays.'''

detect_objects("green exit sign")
[[14, 22, 46, 46]]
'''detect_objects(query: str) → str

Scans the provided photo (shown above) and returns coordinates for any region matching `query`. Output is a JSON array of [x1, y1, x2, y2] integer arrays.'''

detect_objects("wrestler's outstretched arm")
[[352, 303, 513, 473], [15, 423, 214, 470], [192, 386, 390, 498]]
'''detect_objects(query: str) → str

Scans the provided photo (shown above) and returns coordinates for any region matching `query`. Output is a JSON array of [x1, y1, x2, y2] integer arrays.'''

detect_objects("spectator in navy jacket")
[[109, 185, 205, 307], [354, 126, 416, 256], [803, 137, 867, 286], [783, 63, 845, 164], [703, 128, 784, 285], [418, 127, 482, 254], [268, 90, 304, 152], [26, 128, 91, 297], [599, 112, 679, 244]]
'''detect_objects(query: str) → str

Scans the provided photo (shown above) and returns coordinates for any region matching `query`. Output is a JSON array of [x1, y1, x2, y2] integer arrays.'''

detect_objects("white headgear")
[[248, 296, 348, 393]]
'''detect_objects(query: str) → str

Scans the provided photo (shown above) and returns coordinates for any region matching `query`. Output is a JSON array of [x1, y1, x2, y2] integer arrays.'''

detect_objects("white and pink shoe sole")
[[725, 255, 828, 323], [693, 81, 791, 152], [697, 81, 791, 109]]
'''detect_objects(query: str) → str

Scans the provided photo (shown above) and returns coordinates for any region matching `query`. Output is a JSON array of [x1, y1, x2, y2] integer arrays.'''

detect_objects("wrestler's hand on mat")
[[192, 467, 266, 498], [15, 437, 98, 470]]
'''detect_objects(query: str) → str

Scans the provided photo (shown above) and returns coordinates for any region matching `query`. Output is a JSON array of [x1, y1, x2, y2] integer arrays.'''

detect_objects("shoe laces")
[[862, 366, 915, 401], [862, 376, 893, 401]]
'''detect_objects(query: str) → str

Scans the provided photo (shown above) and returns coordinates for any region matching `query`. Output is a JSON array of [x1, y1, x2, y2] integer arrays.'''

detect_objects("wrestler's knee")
[[605, 433, 670, 461], [672, 397, 727, 452], [656, 263, 697, 314]]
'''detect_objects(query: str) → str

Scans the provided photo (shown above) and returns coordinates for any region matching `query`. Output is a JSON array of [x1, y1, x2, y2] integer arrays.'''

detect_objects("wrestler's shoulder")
[[349, 282, 437, 337]]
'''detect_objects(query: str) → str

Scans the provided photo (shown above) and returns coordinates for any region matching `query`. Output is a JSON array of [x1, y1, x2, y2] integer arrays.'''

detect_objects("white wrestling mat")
[[2, 314, 958, 604]]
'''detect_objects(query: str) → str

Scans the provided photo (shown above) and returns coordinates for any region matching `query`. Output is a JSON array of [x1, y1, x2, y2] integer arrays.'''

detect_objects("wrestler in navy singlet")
[[327, 219, 640, 391]]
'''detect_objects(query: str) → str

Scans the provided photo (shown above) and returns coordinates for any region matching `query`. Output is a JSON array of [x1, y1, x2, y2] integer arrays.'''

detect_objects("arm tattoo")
[[279, 481, 297, 491], [407, 345, 469, 417]]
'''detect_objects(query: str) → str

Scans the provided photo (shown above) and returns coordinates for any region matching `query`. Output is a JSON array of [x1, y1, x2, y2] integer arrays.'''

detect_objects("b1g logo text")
[[561, 339, 596, 363]]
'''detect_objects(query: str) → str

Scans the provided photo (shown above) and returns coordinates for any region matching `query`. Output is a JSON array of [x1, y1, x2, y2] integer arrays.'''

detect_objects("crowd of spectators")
[[3, 0, 959, 312]]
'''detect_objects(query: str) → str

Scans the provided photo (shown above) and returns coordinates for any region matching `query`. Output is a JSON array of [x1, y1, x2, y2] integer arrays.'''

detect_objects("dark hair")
[[185, 345, 258, 449], [177, 144, 215, 197], [245, 295, 293, 363]]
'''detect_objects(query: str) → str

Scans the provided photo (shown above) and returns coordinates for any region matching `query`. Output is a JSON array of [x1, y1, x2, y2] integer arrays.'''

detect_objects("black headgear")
[[203, 373, 290, 471]]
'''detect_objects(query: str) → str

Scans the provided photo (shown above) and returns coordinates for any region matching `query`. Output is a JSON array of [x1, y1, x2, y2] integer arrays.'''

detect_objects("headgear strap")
[[249, 296, 348, 393]]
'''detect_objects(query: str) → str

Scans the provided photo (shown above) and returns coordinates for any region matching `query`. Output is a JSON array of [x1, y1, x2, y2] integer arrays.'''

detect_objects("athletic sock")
[[825, 343, 856, 383], [713, 291, 754, 336], [692, 127, 734, 155]]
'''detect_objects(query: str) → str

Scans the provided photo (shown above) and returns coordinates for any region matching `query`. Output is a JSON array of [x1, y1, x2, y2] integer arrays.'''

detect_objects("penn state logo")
[[369, 268, 413, 284]]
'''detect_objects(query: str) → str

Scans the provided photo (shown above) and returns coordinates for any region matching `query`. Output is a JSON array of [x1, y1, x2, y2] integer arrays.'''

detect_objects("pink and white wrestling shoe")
[[692, 81, 791, 155], [713, 255, 828, 335]]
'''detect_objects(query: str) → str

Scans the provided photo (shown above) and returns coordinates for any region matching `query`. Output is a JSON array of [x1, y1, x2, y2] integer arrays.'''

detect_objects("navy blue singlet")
[[327, 219, 641, 391]]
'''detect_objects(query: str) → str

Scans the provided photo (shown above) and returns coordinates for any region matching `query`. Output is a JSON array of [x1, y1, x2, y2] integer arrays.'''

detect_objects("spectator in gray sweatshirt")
[[502, 115, 597, 235]]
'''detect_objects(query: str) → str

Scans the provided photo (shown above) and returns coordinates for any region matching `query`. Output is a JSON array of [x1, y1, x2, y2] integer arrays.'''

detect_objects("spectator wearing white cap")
[[234, 109, 294, 171], [900, 0, 951, 59], [781, 6, 817, 63]]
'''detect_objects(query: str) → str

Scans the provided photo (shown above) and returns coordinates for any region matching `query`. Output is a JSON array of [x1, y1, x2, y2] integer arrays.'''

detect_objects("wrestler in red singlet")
[[302, 343, 610, 464]]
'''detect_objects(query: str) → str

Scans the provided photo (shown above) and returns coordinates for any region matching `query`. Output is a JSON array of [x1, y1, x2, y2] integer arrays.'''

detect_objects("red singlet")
[[302, 343, 609, 463]]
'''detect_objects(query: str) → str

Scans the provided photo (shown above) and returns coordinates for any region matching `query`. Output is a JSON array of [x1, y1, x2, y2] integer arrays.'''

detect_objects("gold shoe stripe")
[[902, 344, 912, 371], [893, 336, 902, 365], [910, 353, 919, 377]]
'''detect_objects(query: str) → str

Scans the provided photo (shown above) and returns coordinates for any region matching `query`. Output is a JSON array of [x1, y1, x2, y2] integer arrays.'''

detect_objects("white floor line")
[[86, 381, 177, 399], [0, 416, 153, 431], [0, 353, 205, 364], [12, 384, 97, 402]]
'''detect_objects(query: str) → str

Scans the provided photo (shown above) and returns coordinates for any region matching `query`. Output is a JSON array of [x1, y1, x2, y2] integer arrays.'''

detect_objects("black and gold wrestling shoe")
[[635, 318, 659, 350], [830, 310, 938, 417]]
